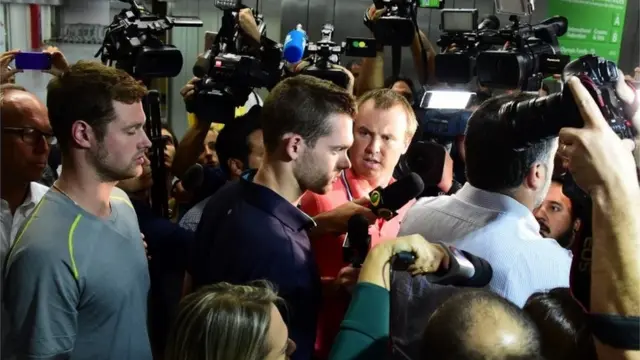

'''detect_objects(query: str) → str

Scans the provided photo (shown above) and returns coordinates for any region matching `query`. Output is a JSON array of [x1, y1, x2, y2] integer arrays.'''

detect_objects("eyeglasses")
[[2, 127, 56, 145]]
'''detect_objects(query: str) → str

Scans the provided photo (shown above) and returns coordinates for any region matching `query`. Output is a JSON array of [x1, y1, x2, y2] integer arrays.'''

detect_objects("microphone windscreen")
[[479, 15, 500, 30], [283, 28, 307, 64], [461, 250, 493, 287], [379, 172, 425, 211], [182, 163, 204, 192]]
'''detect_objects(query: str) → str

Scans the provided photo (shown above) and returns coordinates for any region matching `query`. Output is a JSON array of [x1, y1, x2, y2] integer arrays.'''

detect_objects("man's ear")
[[227, 158, 244, 177], [573, 218, 582, 233], [70, 120, 95, 150], [282, 133, 304, 161], [525, 162, 548, 190]]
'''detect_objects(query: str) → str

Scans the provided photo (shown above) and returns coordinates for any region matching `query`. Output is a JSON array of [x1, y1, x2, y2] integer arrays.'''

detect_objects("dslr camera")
[[435, 9, 569, 90], [502, 54, 637, 148], [96, 0, 202, 79], [300, 24, 377, 89], [187, 0, 282, 124]]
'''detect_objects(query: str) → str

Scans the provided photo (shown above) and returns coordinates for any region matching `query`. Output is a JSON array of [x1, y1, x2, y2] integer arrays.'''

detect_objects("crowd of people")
[[1, 5, 639, 360]]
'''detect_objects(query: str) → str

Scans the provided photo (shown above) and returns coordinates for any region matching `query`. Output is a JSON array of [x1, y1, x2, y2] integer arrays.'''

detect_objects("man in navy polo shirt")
[[190, 75, 356, 360]]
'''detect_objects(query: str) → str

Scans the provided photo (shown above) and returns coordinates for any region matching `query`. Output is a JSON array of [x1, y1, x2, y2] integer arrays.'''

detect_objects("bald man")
[[422, 290, 544, 360], [0, 84, 52, 346]]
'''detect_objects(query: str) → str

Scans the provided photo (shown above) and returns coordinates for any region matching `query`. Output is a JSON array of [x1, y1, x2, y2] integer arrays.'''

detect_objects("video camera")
[[300, 24, 378, 89], [96, 0, 202, 79], [187, 0, 282, 124], [435, 9, 569, 90], [368, 0, 443, 47], [502, 54, 637, 148], [96, 0, 202, 219]]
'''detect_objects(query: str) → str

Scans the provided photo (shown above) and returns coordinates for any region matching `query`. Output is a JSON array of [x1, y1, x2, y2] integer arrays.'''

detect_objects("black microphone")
[[478, 15, 500, 31], [368, 172, 424, 220], [343, 214, 371, 268], [392, 245, 492, 287], [181, 163, 205, 192]]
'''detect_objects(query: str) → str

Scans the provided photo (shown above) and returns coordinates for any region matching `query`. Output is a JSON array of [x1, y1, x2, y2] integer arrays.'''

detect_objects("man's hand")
[[557, 77, 638, 194], [335, 266, 360, 293], [0, 50, 22, 84], [42, 46, 69, 76], [180, 77, 200, 102], [238, 9, 261, 44], [320, 198, 376, 234], [360, 234, 450, 289], [365, 5, 386, 25]]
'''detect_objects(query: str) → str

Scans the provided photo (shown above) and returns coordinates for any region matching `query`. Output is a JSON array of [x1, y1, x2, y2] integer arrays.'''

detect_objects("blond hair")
[[357, 88, 418, 138], [165, 281, 283, 360]]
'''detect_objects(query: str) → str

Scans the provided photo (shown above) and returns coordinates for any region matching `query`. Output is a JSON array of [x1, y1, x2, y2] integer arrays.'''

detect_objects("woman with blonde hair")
[[165, 281, 296, 360]]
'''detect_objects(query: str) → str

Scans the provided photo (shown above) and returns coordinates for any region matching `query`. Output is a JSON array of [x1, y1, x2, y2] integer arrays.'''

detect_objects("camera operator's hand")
[[615, 69, 640, 168], [558, 77, 638, 194], [334, 266, 360, 294], [42, 46, 69, 76], [364, 4, 386, 24], [238, 8, 261, 44], [359, 234, 449, 290], [180, 77, 199, 103], [0, 50, 22, 84], [331, 64, 355, 95]]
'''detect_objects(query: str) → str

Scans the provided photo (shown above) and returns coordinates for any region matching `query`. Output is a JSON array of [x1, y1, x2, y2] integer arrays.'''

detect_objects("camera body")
[[301, 24, 351, 89], [435, 11, 569, 90], [502, 54, 637, 148], [298, 24, 378, 89], [188, 0, 282, 124], [370, 0, 417, 46], [96, 0, 202, 79]]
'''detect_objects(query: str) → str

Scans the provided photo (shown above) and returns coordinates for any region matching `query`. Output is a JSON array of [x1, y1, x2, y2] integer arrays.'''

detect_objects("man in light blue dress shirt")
[[398, 93, 572, 308]]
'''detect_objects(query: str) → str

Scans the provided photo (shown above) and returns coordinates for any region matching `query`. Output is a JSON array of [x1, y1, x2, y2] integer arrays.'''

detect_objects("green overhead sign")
[[548, 0, 628, 63]]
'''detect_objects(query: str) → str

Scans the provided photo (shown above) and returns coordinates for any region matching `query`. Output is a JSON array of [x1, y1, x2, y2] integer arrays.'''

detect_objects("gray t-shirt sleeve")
[[4, 246, 80, 359]]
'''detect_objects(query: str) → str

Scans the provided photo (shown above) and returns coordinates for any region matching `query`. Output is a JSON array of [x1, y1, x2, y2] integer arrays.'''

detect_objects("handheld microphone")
[[181, 163, 205, 192], [343, 214, 371, 268], [369, 172, 424, 221], [283, 24, 307, 64], [392, 245, 493, 287]]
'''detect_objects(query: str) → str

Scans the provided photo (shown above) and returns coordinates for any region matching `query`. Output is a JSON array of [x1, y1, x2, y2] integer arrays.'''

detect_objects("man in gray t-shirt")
[[3, 187, 151, 360], [2, 60, 153, 360]]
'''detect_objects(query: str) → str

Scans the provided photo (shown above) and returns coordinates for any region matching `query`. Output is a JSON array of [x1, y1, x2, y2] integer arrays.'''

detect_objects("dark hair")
[[216, 106, 262, 173], [161, 121, 179, 149], [464, 93, 556, 192], [524, 288, 596, 360], [46, 60, 148, 153], [422, 290, 542, 360], [384, 75, 416, 104], [261, 75, 355, 153]]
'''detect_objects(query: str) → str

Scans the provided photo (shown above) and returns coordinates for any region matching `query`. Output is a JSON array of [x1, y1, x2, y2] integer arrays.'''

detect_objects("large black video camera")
[[435, 10, 569, 90], [301, 24, 377, 89], [96, 0, 202, 79], [366, 0, 444, 47], [188, 0, 282, 124], [502, 54, 637, 148], [369, 0, 417, 46]]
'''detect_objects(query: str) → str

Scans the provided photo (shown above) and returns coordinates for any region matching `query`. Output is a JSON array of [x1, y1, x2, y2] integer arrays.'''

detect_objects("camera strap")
[[590, 313, 640, 350]]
